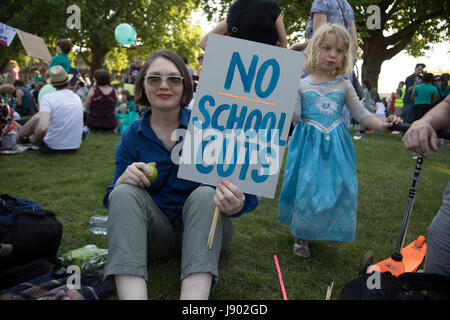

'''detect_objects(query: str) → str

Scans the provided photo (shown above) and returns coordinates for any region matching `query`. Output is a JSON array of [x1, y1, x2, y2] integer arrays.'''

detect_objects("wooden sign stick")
[[207, 207, 220, 250]]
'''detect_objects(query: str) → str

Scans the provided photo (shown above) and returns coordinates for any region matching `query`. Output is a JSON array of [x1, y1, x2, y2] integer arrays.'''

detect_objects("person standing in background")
[[8, 60, 20, 81], [403, 63, 425, 124], [198, 0, 288, 50]]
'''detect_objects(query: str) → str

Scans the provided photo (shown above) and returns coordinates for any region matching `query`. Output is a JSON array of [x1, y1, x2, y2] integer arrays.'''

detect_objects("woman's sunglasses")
[[144, 74, 184, 87]]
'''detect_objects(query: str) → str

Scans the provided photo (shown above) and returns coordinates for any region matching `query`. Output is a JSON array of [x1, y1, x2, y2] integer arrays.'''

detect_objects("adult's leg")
[[403, 102, 414, 124], [104, 184, 178, 300], [424, 182, 450, 277], [179, 186, 234, 300], [17, 113, 40, 141]]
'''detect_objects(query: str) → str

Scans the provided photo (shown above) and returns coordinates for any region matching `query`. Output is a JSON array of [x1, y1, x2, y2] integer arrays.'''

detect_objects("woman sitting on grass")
[[84, 69, 118, 133], [102, 49, 258, 300]]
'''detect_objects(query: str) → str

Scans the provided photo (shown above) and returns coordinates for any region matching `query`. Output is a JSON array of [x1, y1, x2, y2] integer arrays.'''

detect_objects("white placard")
[[17, 30, 52, 61], [177, 34, 305, 199]]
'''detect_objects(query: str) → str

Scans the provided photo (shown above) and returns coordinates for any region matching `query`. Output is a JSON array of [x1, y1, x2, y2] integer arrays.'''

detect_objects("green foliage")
[[2, 1, 203, 75], [197, 0, 449, 88], [1, 131, 449, 299]]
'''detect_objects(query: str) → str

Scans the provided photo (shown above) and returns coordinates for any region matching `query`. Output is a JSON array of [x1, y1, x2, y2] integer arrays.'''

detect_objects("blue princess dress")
[[278, 78, 372, 242]]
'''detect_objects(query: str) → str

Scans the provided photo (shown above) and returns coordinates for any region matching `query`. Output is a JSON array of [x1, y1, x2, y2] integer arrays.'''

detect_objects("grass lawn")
[[1, 130, 449, 300]]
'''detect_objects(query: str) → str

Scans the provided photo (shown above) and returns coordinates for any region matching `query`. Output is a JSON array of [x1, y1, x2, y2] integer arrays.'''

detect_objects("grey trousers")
[[103, 184, 233, 285], [424, 182, 450, 277]]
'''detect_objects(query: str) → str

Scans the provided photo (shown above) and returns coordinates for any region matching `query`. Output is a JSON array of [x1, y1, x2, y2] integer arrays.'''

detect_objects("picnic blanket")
[[0, 269, 113, 300], [0, 144, 39, 155]]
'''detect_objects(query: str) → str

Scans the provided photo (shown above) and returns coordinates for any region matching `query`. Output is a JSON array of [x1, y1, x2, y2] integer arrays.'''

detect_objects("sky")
[[191, 10, 450, 94]]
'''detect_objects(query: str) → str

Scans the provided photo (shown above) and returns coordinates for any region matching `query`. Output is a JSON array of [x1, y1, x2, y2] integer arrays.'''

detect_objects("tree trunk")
[[360, 30, 386, 92], [89, 38, 108, 78]]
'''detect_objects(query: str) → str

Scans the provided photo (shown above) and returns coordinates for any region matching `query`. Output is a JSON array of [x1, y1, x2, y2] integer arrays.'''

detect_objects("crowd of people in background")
[[0, 36, 199, 153]]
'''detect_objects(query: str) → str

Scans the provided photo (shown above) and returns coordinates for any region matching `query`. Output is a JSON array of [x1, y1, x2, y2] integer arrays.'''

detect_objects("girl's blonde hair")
[[9, 60, 19, 70], [304, 23, 354, 77]]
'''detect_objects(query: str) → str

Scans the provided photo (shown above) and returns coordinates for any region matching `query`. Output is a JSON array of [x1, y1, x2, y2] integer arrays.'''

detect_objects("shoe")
[[412, 155, 419, 159], [392, 131, 400, 134], [353, 135, 362, 140], [293, 239, 310, 258]]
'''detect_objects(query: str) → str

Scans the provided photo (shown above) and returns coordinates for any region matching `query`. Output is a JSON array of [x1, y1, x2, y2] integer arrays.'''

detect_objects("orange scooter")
[[359, 123, 450, 277]]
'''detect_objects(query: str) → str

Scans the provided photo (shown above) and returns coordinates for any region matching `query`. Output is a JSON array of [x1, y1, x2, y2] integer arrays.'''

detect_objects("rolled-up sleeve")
[[310, 0, 329, 15]]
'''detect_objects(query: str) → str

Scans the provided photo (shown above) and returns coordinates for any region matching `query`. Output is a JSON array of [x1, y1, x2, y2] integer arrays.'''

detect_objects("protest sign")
[[177, 34, 305, 199], [0, 23, 17, 47], [17, 30, 52, 61], [123, 83, 135, 96]]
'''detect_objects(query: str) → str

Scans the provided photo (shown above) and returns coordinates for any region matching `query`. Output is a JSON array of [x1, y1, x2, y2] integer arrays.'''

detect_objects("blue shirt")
[[404, 73, 422, 104], [103, 107, 258, 220], [305, 0, 354, 39]]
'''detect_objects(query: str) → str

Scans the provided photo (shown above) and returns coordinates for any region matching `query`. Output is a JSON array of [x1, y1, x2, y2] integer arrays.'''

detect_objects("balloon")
[[38, 84, 57, 104], [115, 23, 136, 45]]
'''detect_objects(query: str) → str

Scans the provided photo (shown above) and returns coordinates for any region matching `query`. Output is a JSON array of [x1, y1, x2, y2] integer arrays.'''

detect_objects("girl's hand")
[[116, 162, 157, 188], [213, 179, 245, 216], [380, 115, 402, 133]]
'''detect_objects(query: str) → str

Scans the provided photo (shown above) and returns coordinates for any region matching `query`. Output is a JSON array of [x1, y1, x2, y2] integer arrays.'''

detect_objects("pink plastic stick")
[[274, 255, 288, 300]]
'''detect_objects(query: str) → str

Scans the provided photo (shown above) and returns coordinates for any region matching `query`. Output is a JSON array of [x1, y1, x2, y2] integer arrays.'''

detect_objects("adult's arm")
[[83, 87, 94, 109], [350, 20, 358, 58], [312, 12, 327, 33], [34, 111, 50, 142], [407, 78, 422, 93], [198, 20, 228, 51], [403, 95, 450, 158], [15, 88, 23, 106], [431, 93, 438, 106], [274, 14, 288, 48]]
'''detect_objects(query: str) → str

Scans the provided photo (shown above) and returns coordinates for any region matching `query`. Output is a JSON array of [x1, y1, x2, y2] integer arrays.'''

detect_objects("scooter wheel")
[[415, 236, 426, 248], [359, 250, 375, 275]]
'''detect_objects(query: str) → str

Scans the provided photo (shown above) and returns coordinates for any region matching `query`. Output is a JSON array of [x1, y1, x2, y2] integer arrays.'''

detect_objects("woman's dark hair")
[[13, 80, 25, 87], [56, 39, 73, 54], [363, 79, 372, 91], [422, 72, 433, 83], [134, 49, 193, 107], [122, 89, 132, 101], [94, 69, 111, 86], [440, 73, 449, 82]]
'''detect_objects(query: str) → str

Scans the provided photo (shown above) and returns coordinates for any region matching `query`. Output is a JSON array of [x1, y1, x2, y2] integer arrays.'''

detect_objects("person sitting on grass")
[[114, 89, 139, 134], [83, 69, 118, 134], [0, 95, 21, 151], [102, 49, 258, 300], [18, 66, 83, 154]]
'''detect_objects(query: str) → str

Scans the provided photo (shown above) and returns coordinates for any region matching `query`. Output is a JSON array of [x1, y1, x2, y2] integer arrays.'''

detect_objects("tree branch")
[[384, 34, 414, 60], [385, 21, 423, 45]]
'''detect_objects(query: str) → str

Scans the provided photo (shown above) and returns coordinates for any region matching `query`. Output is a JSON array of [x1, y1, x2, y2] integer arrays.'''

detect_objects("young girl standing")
[[278, 23, 401, 257]]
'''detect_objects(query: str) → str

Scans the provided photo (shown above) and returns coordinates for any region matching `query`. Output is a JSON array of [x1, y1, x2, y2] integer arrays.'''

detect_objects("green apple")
[[144, 163, 158, 184]]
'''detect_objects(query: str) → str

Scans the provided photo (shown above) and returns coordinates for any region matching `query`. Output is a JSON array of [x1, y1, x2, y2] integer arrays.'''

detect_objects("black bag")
[[340, 272, 450, 300], [0, 194, 63, 276]]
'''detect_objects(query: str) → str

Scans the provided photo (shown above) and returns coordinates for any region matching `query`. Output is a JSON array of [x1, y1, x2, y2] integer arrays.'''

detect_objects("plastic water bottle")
[[89, 215, 108, 235]]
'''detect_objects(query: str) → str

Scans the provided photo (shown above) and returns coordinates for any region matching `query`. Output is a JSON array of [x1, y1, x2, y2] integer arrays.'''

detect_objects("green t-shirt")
[[437, 83, 450, 101], [33, 76, 43, 84], [412, 83, 438, 105], [49, 53, 71, 73]]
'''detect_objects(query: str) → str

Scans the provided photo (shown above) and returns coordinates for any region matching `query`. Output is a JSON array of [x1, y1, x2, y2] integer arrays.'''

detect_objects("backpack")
[[0, 194, 63, 289]]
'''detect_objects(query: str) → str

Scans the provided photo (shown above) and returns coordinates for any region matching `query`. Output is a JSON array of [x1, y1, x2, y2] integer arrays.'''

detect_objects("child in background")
[[278, 23, 401, 258], [374, 99, 386, 123], [114, 90, 139, 134]]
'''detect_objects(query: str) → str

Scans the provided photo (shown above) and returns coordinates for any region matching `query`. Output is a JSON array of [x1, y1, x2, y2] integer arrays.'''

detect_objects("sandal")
[[293, 239, 310, 258]]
